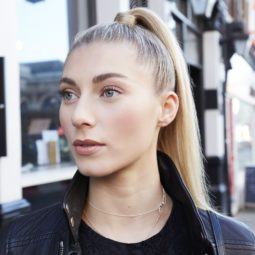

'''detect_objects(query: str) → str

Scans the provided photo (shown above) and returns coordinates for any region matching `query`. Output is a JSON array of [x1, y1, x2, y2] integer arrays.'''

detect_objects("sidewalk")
[[234, 207, 255, 232]]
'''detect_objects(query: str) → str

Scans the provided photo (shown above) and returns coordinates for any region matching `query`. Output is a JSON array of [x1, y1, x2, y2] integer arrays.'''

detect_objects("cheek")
[[115, 110, 139, 133], [59, 106, 72, 137], [107, 101, 153, 138]]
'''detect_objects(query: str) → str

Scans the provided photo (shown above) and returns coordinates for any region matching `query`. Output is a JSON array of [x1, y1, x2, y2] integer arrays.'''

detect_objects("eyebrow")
[[59, 72, 128, 87]]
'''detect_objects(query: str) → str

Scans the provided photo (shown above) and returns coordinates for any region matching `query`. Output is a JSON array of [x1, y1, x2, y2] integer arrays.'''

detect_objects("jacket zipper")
[[58, 241, 64, 255]]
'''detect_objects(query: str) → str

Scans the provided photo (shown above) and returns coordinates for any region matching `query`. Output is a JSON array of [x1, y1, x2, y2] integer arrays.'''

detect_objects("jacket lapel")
[[157, 150, 213, 253]]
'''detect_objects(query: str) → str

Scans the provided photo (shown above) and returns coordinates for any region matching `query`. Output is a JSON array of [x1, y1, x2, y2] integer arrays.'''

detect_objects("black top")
[[79, 198, 192, 254]]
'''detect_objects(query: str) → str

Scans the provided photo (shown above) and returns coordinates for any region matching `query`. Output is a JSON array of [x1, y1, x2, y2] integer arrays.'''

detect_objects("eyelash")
[[58, 86, 121, 102]]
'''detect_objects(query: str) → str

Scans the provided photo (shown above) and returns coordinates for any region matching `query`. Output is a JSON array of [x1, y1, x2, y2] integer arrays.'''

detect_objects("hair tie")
[[114, 12, 137, 28]]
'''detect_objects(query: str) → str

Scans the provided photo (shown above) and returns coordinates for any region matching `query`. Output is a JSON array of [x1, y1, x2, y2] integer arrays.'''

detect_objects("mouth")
[[72, 139, 105, 156], [72, 139, 105, 146], [73, 140, 105, 156]]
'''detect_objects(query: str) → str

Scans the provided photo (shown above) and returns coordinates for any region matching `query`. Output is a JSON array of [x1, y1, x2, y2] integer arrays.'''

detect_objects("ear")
[[157, 91, 179, 127]]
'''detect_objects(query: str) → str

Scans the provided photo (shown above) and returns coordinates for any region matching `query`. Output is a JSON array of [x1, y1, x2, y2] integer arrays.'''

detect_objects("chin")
[[77, 165, 117, 178]]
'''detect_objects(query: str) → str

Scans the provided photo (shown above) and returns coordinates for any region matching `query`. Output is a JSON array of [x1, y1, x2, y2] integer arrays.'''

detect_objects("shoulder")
[[198, 208, 255, 251], [8, 202, 67, 238], [0, 202, 68, 252]]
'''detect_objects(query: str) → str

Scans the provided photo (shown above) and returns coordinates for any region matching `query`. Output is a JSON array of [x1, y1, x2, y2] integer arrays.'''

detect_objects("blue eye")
[[59, 90, 77, 102], [58, 86, 121, 102], [101, 86, 121, 98]]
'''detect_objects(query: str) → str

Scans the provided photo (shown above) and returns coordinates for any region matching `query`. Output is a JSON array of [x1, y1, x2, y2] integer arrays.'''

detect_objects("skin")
[[59, 41, 179, 243]]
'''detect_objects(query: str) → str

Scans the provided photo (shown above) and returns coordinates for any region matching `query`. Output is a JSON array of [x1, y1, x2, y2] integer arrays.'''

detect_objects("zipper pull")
[[58, 241, 64, 255]]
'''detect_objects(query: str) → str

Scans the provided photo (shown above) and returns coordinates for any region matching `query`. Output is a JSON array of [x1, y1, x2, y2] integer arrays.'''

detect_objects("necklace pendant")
[[159, 203, 163, 213]]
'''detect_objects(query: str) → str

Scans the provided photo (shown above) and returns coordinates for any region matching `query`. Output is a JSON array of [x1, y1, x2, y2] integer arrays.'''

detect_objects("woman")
[[1, 7, 255, 255]]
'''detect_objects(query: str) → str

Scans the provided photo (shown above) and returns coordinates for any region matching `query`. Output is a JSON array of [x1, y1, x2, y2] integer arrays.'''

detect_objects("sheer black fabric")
[[79, 198, 192, 254]]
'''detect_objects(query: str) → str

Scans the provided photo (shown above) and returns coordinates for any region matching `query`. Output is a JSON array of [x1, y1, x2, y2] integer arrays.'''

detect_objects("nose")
[[71, 96, 96, 128]]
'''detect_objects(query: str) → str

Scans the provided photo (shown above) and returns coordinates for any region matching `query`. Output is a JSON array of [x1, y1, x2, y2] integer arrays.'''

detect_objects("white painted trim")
[[21, 165, 76, 188], [203, 31, 224, 89], [0, 1, 22, 204], [205, 110, 225, 157]]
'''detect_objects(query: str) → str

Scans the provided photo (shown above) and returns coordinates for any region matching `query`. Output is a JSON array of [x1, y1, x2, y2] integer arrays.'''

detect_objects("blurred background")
[[0, 0, 255, 231]]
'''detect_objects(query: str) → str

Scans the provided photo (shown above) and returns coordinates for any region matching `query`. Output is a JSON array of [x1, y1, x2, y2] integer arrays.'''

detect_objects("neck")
[[82, 149, 173, 243], [86, 149, 162, 216], [83, 148, 172, 242]]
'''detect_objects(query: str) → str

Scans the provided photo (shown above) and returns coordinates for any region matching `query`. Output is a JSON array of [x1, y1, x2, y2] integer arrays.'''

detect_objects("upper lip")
[[72, 139, 105, 146]]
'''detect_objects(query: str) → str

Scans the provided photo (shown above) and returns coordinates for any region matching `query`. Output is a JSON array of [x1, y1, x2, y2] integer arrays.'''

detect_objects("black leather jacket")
[[1, 150, 255, 255]]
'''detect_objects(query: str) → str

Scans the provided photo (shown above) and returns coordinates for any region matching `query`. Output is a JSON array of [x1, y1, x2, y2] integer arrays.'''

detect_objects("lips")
[[72, 139, 105, 146], [72, 139, 105, 156]]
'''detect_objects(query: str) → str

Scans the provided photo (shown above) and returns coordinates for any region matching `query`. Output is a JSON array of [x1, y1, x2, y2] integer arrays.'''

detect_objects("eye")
[[59, 90, 78, 102], [101, 86, 121, 98]]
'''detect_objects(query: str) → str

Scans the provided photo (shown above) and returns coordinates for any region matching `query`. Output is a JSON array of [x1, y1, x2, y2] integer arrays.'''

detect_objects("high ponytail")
[[116, 7, 213, 210], [67, 7, 213, 210]]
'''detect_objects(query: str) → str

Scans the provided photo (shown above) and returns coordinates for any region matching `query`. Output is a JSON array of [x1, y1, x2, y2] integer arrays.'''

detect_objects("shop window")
[[232, 100, 255, 170], [17, 0, 73, 171]]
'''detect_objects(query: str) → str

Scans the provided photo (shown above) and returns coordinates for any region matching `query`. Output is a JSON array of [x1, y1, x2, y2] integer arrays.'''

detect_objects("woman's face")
[[59, 41, 168, 177]]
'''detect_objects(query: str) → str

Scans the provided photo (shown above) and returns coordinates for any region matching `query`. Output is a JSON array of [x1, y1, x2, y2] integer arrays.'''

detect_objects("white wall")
[[96, 0, 129, 24], [246, 0, 255, 33], [203, 31, 223, 89], [0, 1, 22, 204], [148, 0, 170, 22]]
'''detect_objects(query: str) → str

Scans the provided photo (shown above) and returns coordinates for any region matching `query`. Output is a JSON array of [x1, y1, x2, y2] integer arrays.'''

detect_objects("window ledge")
[[21, 163, 77, 188]]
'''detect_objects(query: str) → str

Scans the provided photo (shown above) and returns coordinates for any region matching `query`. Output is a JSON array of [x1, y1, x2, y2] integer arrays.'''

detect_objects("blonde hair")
[[67, 7, 214, 211]]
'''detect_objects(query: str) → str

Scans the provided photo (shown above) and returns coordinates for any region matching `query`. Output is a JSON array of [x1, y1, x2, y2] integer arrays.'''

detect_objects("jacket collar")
[[62, 150, 211, 252]]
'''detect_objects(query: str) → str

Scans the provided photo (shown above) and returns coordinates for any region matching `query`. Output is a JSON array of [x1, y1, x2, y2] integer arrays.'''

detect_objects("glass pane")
[[172, 17, 183, 49], [183, 28, 201, 65], [227, 98, 255, 211], [190, 2, 204, 30], [17, 0, 72, 169], [233, 100, 255, 168], [175, 0, 187, 16]]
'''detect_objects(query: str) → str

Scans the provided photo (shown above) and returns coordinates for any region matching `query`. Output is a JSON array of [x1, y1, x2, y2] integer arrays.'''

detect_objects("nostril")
[[71, 114, 95, 128]]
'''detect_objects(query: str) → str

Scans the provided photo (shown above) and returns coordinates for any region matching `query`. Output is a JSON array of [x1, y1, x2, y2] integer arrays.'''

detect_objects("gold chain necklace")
[[87, 187, 166, 217], [83, 187, 167, 242]]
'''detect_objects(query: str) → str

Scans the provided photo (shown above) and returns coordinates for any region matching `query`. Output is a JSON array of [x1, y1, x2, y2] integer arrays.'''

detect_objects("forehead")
[[63, 41, 152, 83]]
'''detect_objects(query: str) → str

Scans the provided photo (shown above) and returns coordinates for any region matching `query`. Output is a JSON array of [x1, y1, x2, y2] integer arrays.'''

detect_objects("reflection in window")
[[17, 0, 72, 169], [233, 100, 255, 170]]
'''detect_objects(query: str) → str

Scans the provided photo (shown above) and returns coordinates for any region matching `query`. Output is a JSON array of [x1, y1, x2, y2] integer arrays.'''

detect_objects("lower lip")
[[74, 145, 105, 156]]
